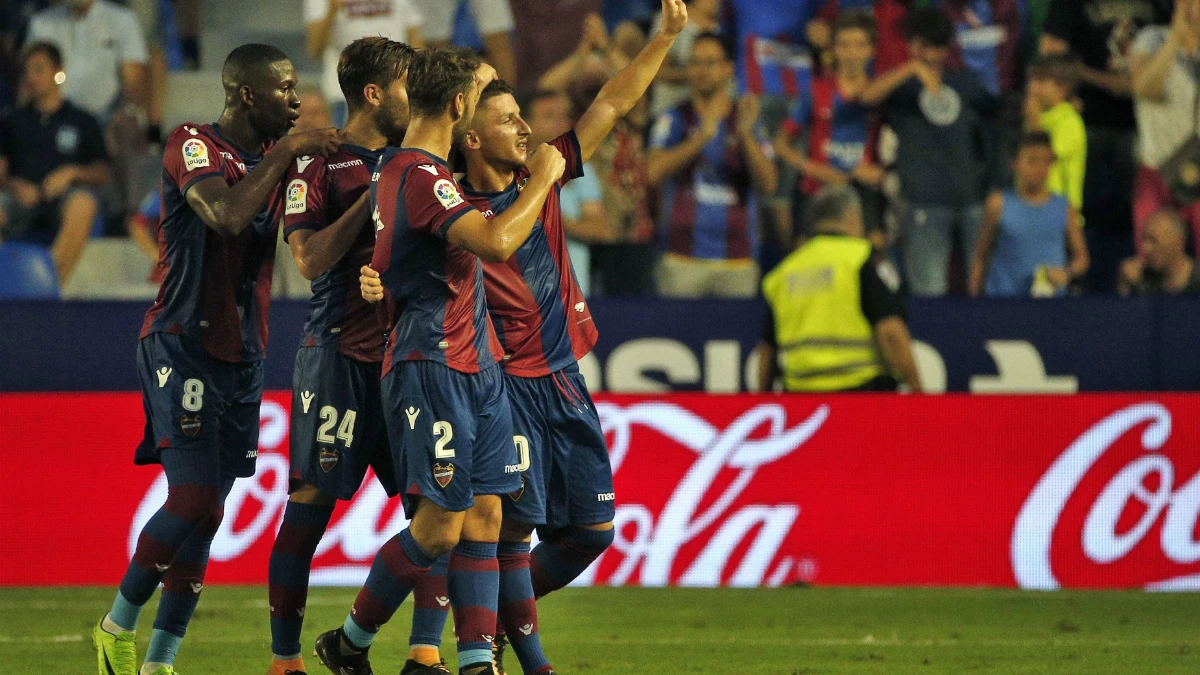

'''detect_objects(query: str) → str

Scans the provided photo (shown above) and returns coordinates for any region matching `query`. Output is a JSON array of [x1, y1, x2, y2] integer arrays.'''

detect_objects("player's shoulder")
[[285, 153, 329, 181]]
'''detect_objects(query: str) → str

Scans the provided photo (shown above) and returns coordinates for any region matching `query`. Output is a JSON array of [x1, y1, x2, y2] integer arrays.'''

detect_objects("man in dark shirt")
[[757, 185, 923, 392], [1120, 208, 1200, 295], [0, 41, 109, 283], [1041, 0, 1166, 291], [862, 8, 1001, 297]]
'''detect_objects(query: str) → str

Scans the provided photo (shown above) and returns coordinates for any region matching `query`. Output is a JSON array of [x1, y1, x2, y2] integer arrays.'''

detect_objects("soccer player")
[[92, 45, 339, 675], [313, 47, 566, 675], [363, 2, 690, 673], [267, 37, 418, 675]]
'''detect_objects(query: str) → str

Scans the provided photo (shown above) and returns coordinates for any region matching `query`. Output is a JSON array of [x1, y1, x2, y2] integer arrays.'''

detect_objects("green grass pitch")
[[2, 586, 1198, 674]]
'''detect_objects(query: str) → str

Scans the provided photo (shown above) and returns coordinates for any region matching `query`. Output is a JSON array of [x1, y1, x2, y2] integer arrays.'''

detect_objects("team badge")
[[508, 477, 525, 502], [182, 138, 210, 171], [433, 462, 455, 488], [433, 179, 464, 209], [319, 448, 339, 473], [180, 415, 202, 437], [286, 179, 308, 215]]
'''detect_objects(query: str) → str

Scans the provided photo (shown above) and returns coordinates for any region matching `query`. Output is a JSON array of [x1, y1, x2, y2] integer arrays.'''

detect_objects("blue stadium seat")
[[0, 242, 60, 300]]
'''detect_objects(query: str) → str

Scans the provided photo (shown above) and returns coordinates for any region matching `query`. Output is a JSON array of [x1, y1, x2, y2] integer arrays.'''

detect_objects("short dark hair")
[[906, 8, 954, 47], [222, 43, 291, 91], [807, 185, 863, 234], [1027, 54, 1081, 93], [1017, 130, 1054, 153], [21, 41, 63, 69], [691, 31, 732, 60], [406, 46, 482, 118], [338, 37, 416, 110], [479, 79, 516, 109], [833, 10, 878, 44]]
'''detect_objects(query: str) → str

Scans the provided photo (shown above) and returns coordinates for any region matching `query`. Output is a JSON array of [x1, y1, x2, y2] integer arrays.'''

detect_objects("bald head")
[[807, 185, 864, 238], [1142, 208, 1189, 272]]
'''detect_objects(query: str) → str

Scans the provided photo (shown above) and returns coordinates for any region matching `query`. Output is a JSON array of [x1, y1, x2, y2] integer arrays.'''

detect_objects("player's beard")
[[376, 98, 409, 145], [451, 114, 472, 146]]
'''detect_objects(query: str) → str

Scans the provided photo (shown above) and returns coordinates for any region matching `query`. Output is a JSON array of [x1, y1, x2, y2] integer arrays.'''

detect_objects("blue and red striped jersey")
[[463, 131, 598, 378], [282, 145, 386, 363], [140, 123, 281, 363], [370, 147, 502, 375], [650, 103, 770, 261], [783, 77, 881, 194]]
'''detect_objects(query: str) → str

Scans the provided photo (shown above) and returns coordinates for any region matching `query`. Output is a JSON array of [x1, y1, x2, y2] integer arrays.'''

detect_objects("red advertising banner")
[[4, 392, 1199, 590]]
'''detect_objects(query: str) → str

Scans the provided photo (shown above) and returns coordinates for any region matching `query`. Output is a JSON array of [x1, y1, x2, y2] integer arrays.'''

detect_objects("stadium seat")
[[0, 242, 60, 300]]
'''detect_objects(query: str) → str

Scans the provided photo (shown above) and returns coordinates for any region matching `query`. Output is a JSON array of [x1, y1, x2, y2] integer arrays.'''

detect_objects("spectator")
[[525, 88, 611, 295], [0, 42, 110, 284], [727, 0, 818, 94], [539, 13, 642, 93], [294, 86, 334, 133], [929, 0, 1021, 96], [26, 0, 148, 122], [306, 0, 423, 125], [1130, 0, 1200, 253], [1040, 0, 1166, 292], [573, 77, 657, 296], [758, 185, 921, 392], [1120, 208, 1200, 294], [511, 0, 602, 88], [1025, 54, 1086, 212], [650, 0, 723, 116], [413, 0, 517, 85], [969, 132, 1088, 297], [862, 8, 1001, 297], [810, 0, 910, 75], [776, 12, 885, 248], [649, 32, 777, 298]]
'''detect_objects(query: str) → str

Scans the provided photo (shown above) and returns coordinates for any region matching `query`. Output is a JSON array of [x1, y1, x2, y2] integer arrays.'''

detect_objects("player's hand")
[[582, 13, 609, 52], [528, 143, 567, 186], [1120, 257, 1144, 286], [735, 94, 761, 138], [360, 265, 384, 303], [281, 128, 341, 158], [40, 166, 78, 201], [659, 0, 688, 38], [10, 178, 41, 208]]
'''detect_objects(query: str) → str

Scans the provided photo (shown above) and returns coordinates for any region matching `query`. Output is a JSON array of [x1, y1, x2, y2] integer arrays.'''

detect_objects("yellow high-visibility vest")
[[762, 235, 885, 391]]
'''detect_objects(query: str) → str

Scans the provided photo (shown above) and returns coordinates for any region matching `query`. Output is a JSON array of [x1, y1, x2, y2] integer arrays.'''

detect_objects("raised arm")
[[306, 0, 342, 59], [861, 61, 927, 106], [187, 129, 340, 237], [448, 144, 567, 262], [288, 191, 371, 280], [574, 0, 689, 162]]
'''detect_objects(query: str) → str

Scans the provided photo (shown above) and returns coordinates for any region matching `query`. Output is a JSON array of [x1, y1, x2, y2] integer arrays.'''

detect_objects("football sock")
[[146, 478, 233, 666], [269, 500, 335, 659], [498, 541, 552, 674], [343, 528, 435, 649], [448, 540, 500, 670], [408, 553, 451, 664], [529, 526, 614, 597]]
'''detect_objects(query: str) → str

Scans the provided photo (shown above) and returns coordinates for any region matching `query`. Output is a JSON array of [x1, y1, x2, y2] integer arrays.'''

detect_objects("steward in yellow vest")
[[758, 186, 923, 392]]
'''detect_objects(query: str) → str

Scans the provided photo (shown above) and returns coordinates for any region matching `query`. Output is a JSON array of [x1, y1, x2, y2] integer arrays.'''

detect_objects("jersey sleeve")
[[282, 159, 329, 242], [551, 129, 585, 186], [401, 162, 475, 240], [859, 255, 905, 325], [163, 125, 224, 196]]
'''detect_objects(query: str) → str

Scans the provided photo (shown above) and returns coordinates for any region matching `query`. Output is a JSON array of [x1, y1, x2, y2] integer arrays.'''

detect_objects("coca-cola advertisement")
[[5, 392, 1199, 590]]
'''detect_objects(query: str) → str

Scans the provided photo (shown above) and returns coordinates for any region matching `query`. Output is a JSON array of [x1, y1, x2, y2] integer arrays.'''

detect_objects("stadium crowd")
[[1, 0, 1197, 300]]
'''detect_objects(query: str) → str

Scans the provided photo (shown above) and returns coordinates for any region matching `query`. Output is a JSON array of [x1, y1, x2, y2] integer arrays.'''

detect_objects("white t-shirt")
[[28, 0, 148, 118], [1132, 26, 1200, 169], [304, 0, 423, 102]]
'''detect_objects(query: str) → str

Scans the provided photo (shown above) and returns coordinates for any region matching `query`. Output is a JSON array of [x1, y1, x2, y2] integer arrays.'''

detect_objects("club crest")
[[180, 415, 202, 437], [319, 448, 339, 473], [509, 476, 525, 502], [433, 462, 455, 488]]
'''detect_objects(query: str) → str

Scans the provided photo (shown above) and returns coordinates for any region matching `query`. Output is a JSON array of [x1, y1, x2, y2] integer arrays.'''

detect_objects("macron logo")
[[417, 164, 439, 175], [598, 493, 615, 502], [300, 391, 315, 413], [156, 367, 172, 387], [519, 624, 534, 636], [406, 406, 420, 429], [435, 596, 450, 607], [296, 156, 315, 173]]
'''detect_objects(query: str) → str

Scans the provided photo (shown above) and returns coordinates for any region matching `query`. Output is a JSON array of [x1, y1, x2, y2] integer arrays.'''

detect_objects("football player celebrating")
[[93, 44, 338, 675], [268, 37, 417, 675], [314, 47, 565, 675]]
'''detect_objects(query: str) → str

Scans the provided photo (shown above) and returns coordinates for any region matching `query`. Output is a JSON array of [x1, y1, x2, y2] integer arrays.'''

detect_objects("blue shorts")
[[134, 333, 263, 479], [382, 360, 521, 515], [289, 346, 396, 500], [503, 366, 615, 529]]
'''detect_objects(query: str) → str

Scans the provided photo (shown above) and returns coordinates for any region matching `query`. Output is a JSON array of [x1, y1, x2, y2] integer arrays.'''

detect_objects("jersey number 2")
[[317, 406, 357, 447]]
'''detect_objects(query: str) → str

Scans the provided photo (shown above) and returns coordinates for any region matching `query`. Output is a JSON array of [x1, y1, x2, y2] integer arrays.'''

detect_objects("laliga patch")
[[508, 477, 525, 502], [319, 448, 339, 473], [433, 179, 464, 210], [182, 138, 210, 171], [286, 179, 308, 215], [180, 415, 203, 437], [433, 461, 455, 488]]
